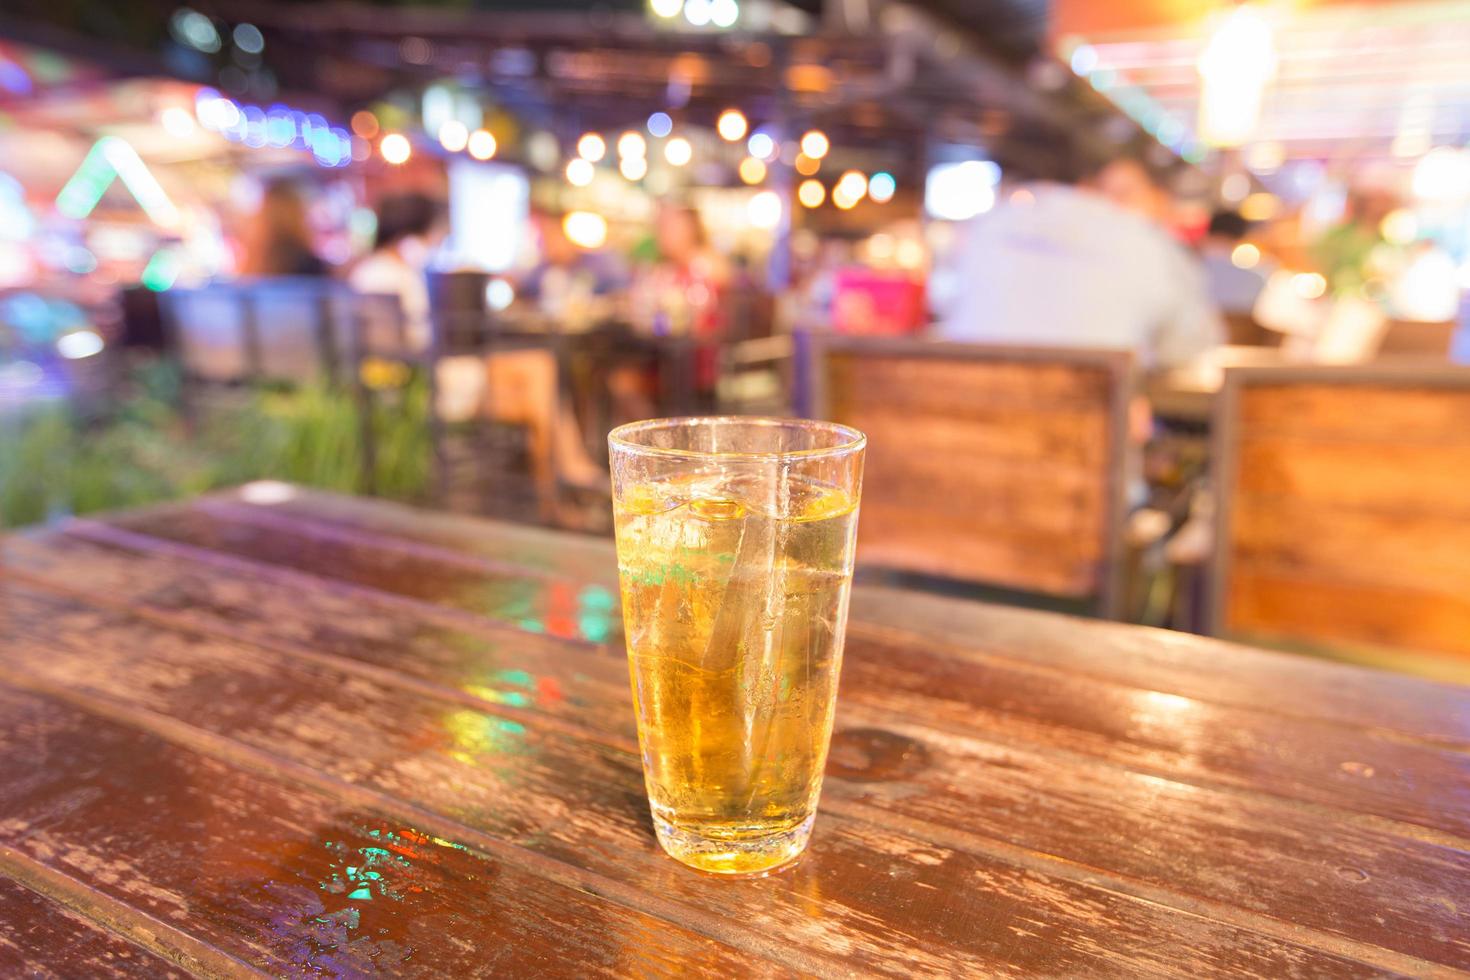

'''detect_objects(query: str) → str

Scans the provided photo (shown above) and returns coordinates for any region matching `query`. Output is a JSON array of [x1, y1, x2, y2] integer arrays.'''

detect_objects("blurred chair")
[[1209, 364, 1470, 677], [160, 278, 413, 494], [161, 278, 409, 387], [800, 334, 1133, 618], [1222, 311, 1279, 348], [422, 271, 544, 523], [1376, 319, 1458, 359]]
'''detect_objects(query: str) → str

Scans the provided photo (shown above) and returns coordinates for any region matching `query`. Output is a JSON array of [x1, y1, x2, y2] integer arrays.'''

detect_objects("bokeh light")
[[577, 132, 606, 161], [717, 109, 748, 142], [664, 136, 692, 166], [380, 133, 411, 164], [563, 211, 608, 248]]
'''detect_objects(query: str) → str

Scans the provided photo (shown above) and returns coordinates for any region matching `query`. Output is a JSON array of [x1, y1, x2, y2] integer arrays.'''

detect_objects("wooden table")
[[2, 486, 1467, 978]]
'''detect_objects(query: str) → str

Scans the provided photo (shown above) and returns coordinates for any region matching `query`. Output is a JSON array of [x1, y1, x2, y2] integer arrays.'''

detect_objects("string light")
[[747, 190, 782, 229], [710, 0, 739, 27], [566, 157, 595, 186], [664, 136, 692, 166], [868, 171, 896, 203], [620, 155, 648, 180], [650, 0, 683, 17], [797, 179, 825, 208], [618, 131, 647, 159], [717, 109, 748, 142], [438, 120, 468, 152], [799, 130, 829, 159], [1231, 243, 1261, 269], [577, 133, 606, 162], [795, 153, 820, 176], [1292, 272, 1326, 299], [647, 113, 673, 138], [738, 157, 766, 184], [380, 133, 411, 164], [467, 129, 497, 160], [563, 211, 608, 248], [747, 131, 776, 161], [836, 170, 868, 202]]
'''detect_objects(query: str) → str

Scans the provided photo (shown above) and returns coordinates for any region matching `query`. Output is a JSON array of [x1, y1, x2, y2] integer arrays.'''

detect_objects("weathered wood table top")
[[2, 485, 1467, 978]]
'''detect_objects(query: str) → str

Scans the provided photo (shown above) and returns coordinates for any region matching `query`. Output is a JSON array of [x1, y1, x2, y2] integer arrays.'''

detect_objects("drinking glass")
[[609, 417, 865, 875]]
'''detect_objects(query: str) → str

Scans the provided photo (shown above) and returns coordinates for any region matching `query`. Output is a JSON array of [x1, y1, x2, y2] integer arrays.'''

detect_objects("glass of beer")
[[609, 417, 865, 875]]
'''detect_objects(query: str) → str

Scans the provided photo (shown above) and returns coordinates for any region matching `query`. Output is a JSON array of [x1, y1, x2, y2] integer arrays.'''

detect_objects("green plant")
[[0, 360, 432, 529]]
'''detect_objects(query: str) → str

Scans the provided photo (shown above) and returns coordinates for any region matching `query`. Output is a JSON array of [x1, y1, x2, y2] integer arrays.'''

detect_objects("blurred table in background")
[[1, 486, 1467, 976]]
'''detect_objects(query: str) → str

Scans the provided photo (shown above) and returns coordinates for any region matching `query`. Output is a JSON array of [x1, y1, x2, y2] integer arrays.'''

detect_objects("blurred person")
[[1198, 209, 1274, 317], [349, 192, 447, 348], [939, 155, 1222, 370], [628, 204, 730, 338], [620, 204, 731, 417], [1092, 157, 1172, 226], [1311, 188, 1398, 297], [240, 178, 329, 278], [519, 210, 626, 327]]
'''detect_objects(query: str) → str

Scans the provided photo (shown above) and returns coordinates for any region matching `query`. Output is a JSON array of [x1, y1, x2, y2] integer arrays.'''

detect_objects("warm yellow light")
[[836, 170, 867, 202], [1197, 4, 1276, 147], [467, 129, 497, 160], [380, 133, 411, 165], [620, 155, 648, 180], [618, 130, 647, 159], [800, 130, 829, 159], [797, 178, 825, 208], [650, 0, 683, 18], [833, 186, 860, 210], [438, 120, 468, 152], [1231, 243, 1261, 269], [738, 157, 766, 185], [717, 109, 748, 142], [1239, 192, 1279, 221], [562, 211, 608, 249], [1292, 272, 1326, 300], [566, 157, 595, 186], [747, 190, 782, 229], [895, 239, 925, 270], [577, 132, 606, 162], [664, 136, 692, 166], [795, 153, 820, 176], [1380, 208, 1418, 245]]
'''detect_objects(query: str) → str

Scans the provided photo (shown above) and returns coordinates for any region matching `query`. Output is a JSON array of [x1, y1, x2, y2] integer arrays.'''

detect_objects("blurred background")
[[2, 0, 1468, 677]]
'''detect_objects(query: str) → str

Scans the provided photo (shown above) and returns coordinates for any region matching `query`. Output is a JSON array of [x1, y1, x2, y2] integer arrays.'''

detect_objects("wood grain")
[[0, 682, 789, 979], [1221, 377, 1470, 659], [10, 529, 1470, 845], [820, 347, 1125, 600], [4, 487, 1470, 977], [0, 576, 1461, 975], [0, 878, 189, 979]]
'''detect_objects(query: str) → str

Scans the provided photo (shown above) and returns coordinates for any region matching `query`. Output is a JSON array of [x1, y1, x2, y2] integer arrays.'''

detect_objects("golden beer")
[[610, 419, 864, 875]]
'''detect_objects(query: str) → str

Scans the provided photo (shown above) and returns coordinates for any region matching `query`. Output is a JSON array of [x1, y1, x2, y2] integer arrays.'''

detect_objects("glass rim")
[[608, 416, 866, 462]]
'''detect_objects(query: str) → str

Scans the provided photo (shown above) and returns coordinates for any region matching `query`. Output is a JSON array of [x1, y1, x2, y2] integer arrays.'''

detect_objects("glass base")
[[653, 813, 814, 877]]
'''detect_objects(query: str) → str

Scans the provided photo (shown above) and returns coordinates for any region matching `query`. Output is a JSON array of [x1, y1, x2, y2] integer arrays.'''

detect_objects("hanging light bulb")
[[1198, 4, 1276, 148]]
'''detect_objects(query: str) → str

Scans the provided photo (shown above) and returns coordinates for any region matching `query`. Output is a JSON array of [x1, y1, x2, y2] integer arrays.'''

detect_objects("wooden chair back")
[[1210, 364, 1470, 660], [802, 335, 1132, 617], [1377, 319, 1457, 359]]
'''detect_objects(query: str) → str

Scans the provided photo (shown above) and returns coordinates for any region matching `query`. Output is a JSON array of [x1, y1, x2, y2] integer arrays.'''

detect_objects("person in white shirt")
[[939, 158, 1223, 370]]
